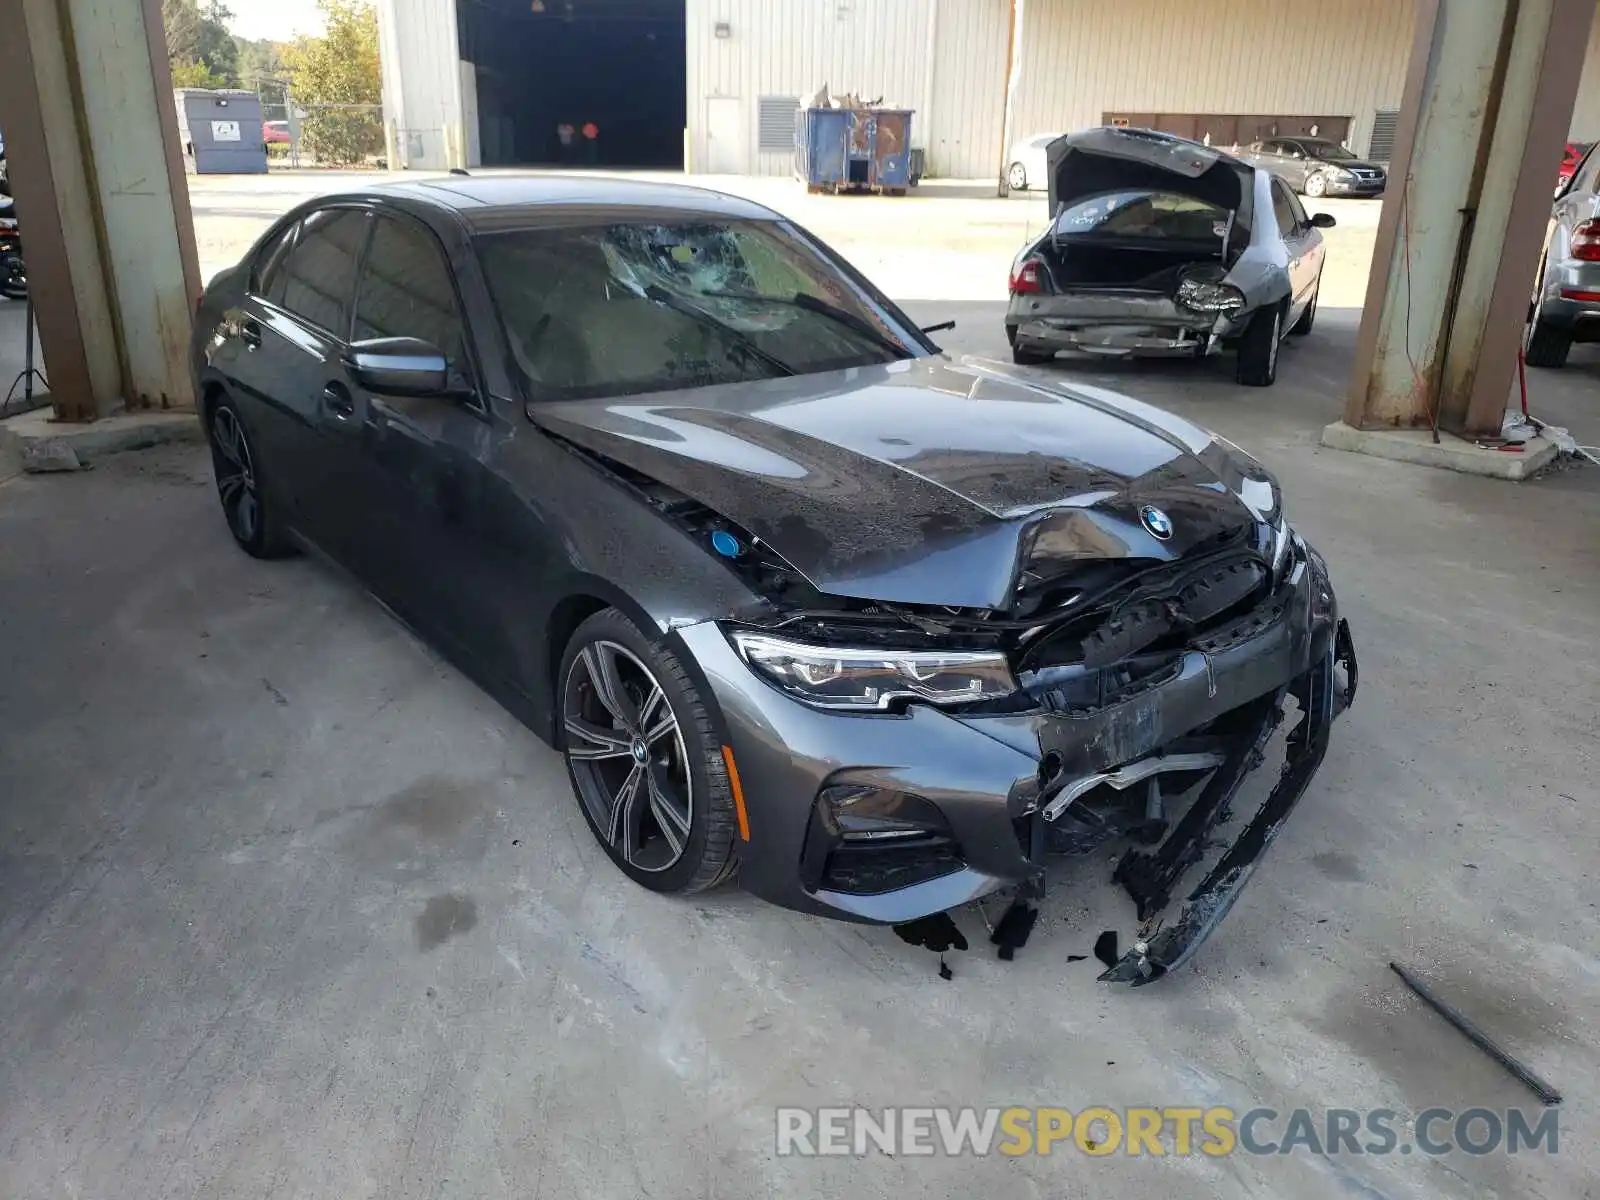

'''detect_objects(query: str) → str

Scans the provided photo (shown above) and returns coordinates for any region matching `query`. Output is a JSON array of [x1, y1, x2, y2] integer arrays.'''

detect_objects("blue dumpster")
[[794, 107, 914, 194]]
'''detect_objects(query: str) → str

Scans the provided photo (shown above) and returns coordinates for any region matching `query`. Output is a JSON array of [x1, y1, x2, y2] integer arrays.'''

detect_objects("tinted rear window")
[[477, 219, 922, 401]]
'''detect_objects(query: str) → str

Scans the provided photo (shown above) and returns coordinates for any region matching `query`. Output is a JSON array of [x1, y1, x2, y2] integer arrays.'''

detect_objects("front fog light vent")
[[821, 785, 950, 841]]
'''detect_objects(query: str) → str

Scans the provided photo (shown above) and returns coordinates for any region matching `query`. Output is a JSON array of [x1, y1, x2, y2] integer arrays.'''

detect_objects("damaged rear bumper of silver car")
[[676, 538, 1356, 983], [1008, 294, 1248, 358]]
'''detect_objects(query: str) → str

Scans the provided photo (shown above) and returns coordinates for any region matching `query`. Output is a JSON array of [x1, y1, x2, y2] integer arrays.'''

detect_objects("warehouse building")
[[381, 0, 1600, 177]]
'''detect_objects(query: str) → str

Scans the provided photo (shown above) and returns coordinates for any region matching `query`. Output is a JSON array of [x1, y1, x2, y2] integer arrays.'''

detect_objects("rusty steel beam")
[[1345, 0, 1594, 437]]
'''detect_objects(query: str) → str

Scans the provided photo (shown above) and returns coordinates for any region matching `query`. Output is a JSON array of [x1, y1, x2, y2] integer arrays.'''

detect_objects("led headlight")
[[729, 631, 1016, 711]]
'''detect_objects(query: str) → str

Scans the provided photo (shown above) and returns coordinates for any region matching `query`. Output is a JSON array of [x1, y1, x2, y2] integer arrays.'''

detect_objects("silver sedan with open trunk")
[[1005, 127, 1336, 387]]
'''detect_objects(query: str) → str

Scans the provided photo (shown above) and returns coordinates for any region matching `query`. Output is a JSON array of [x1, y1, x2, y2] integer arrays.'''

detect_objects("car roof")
[[358, 173, 783, 232]]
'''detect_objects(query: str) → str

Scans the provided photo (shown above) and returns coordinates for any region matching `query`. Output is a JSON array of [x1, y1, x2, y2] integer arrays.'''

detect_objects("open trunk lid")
[[1046, 127, 1253, 221]]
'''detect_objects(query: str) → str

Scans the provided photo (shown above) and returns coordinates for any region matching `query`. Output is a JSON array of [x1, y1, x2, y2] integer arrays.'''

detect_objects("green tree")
[[162, 0, 238, 86], [234, 36, 288, 90], [284, 0, 382, 165], [170, 59, 227, 89]]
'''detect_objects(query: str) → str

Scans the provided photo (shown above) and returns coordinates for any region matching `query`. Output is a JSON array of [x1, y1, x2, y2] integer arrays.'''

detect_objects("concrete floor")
[[2, 172, 1599, 1199]]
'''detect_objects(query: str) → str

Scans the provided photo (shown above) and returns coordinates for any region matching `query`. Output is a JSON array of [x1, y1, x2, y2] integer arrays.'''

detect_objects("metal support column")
[[0, 0, 201, 421], [997, 0, 1025, 197], [1343, 0, 1594, 437]]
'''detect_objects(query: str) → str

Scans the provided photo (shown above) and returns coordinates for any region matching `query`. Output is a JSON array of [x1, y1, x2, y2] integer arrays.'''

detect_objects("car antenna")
[[920, 320, 956, 334]]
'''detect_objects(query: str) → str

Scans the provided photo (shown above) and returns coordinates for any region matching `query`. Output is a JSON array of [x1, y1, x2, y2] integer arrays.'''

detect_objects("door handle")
[[322, 382, 355, 420], [240, 318, 262, 349]]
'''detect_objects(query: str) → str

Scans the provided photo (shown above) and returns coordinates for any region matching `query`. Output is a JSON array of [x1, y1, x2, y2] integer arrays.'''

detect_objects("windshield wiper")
[[784, 292, 916, 359], [701, 289, 915, 360], [641, 284, 796, 377]]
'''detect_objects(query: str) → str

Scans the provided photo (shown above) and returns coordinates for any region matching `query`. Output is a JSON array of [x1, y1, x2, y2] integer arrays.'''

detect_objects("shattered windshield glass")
[[478, 219, 923, 401]]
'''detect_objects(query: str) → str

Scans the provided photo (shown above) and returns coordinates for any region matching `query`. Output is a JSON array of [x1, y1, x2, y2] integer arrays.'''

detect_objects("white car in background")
[[1006, 132, 1064, 191]]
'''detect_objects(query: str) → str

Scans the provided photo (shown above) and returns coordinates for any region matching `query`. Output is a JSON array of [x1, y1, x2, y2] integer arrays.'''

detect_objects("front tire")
[[1289, 282, 1318, 336], [1303, 171, 1328, 198], [558, 608, 739, 894], [1236, 304, 1283, 387], [207, 399, 294, 558], [1007, 162, 1028, 191]]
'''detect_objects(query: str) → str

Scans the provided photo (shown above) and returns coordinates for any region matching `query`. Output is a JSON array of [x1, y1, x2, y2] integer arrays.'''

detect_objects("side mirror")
[[1310, 212, 1337, 229], [347, 337, 449, 396]]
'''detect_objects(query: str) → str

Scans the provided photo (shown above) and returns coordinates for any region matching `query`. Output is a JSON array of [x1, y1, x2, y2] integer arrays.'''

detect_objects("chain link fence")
[[249, 77, 385, 168]]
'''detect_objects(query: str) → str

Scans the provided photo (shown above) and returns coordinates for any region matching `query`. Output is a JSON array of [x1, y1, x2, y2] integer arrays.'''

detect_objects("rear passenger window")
[[252, 223, 297, 301], [352, 216, 468, 386], [276, 208, 369, 335]]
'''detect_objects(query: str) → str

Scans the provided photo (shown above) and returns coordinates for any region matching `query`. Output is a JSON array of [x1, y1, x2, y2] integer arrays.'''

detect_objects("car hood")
[[528, 356, 1273, 610], [1046, 127, 1253, 217], [1319, 157, 1384, 173]]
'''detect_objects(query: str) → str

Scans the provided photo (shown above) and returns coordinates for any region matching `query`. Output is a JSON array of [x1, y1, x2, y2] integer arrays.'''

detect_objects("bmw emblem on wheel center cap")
[[1140, 505, 1174, 540]]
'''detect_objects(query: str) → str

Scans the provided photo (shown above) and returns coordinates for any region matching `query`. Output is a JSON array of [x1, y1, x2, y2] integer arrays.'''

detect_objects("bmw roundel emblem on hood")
[[1140, 505, 1174, 540]]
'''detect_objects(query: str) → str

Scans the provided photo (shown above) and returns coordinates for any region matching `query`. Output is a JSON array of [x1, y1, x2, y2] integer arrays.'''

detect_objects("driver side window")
[[1271, 180, 1299, 239], [1285, 188, 1311, 232], [352, 215, 472, 392]]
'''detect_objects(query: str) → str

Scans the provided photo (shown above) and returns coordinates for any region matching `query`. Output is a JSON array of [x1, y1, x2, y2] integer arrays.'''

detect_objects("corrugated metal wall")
[[1011, 0, 1415, 159], [686, 0, 934, 176], [928, 0, 1009, 178], [377, 0, 465, 170], [676, 0, 1600, 177], [1573, 9, 1600, 140]]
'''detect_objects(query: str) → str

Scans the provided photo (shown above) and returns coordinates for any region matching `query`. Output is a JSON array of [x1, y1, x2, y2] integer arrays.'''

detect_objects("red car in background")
[[1559, 141, 1592, 191], [262, 121, 291, 147]]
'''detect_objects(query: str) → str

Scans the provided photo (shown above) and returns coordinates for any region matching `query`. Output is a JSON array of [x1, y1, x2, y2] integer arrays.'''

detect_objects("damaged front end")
[[532, 363, 1358, 984], [725, 511, 1358, 984], [1091, 615, 1358, 984]]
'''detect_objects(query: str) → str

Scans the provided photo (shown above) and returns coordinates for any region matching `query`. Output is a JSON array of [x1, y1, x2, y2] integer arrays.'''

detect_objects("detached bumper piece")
[[1099, 618, 1357, 985]]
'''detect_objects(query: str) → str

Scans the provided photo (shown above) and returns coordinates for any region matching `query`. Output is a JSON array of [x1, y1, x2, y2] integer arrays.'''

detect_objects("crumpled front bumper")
[[1098, 615, 1357, 984], [678, 537, 1356, 983]]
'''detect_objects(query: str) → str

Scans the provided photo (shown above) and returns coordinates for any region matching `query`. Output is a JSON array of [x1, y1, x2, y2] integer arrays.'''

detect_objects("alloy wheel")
[[1007, 162, 1027, 191], [210, 407, 261, 544], [562, 639, 693, 872], [1305, 172, 1327, 198]]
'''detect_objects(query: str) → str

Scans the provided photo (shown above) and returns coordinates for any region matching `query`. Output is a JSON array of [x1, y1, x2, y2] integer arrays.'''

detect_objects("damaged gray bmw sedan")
[[193, 174, 1356, 985]]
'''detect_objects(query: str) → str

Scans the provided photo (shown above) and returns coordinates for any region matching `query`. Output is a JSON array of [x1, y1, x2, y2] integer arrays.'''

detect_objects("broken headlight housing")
[[729, 631, 1017, 711], [1176, 278, 1246, 314]]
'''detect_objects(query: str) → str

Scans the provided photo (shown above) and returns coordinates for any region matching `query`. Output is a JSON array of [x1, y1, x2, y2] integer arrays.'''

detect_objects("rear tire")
[[207, 398, 295, 558], [1524, 314, 1572, 368], [1236, 304, 1283, 387], [1007, 162, 1028, 191], [557, 607, 739, 895]]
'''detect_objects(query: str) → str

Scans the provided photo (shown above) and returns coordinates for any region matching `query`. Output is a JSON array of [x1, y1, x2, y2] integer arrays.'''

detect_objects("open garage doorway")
[[460, 0, 686, 169]]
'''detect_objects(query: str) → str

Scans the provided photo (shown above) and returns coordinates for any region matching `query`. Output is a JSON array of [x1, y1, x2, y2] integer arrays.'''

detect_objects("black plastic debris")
[[1093, 931, 1119, 969], [1389, 961, 1561, 1106], [938, 957, 953, 981], [1066, 954, 1088, 963], [894, 913, 969, 953], [990, 900, 1039, 961]]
